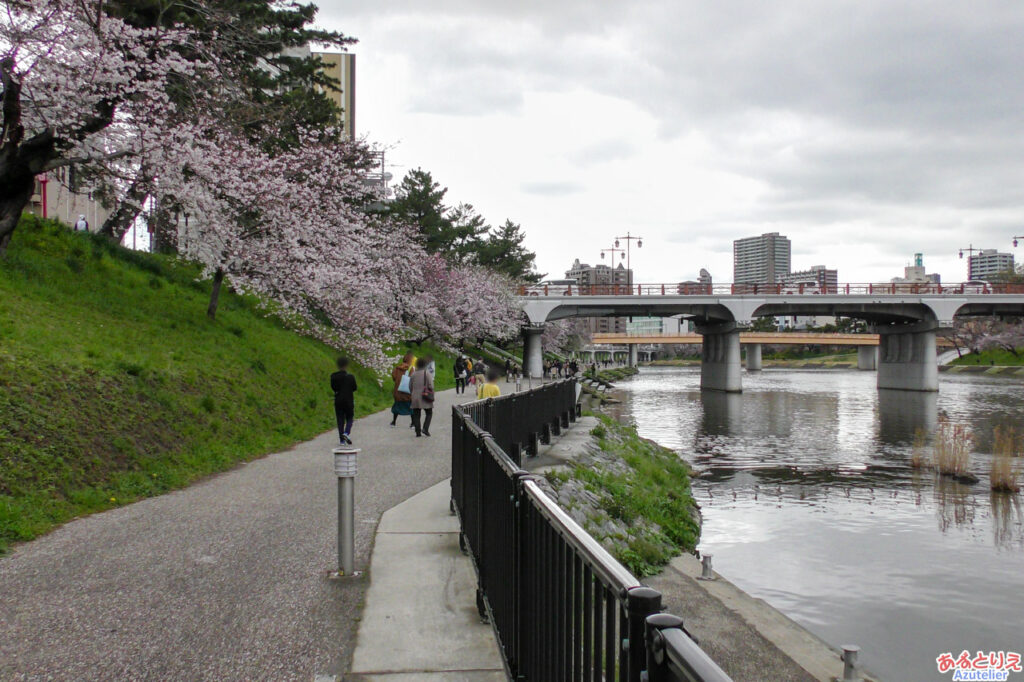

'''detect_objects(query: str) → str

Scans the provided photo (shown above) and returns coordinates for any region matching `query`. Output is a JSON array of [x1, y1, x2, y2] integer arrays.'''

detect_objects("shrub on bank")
[[543, 414, 700, 577]]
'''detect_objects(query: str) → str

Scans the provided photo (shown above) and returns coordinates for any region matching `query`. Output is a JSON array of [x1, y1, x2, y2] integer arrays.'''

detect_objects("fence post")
[[627, 586, 662, 681], [645, 613, 685, 682]]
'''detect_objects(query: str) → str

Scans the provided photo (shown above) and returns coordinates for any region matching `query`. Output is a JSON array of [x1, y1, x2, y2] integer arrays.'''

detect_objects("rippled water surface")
[[610, 367, 1024, 682]]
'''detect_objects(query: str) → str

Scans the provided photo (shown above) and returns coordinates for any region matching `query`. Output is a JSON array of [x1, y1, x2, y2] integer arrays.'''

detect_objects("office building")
[[969, 250, 1014, 281], [733, 232, 791, 283], [565, 259, 631, 334], [891, 253, 941, 284], [781, 265, 838, 291], [626, 316, 682, 335]]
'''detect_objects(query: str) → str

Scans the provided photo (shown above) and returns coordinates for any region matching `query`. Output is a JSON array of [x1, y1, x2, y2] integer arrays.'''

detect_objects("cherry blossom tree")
[[0, 0, 210, 253]]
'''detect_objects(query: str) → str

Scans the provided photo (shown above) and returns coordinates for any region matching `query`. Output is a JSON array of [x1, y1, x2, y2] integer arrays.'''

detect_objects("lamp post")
[[614, 231, 643, 287], [600, 245, 626, 294], [959, 244, 981, 280], [1013, 236, 1024, 248]]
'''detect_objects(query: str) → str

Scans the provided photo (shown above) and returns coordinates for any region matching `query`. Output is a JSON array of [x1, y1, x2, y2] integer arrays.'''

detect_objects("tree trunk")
[[0, 180, 35, 257], [99, 170, 150, 241], [207, 268, 225, 319]]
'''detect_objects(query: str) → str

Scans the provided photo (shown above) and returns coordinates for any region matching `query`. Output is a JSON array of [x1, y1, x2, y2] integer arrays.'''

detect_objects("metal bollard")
[[698, 553, 715, 581], [333, 446, 360, 577], [841, 645, 860, 681]]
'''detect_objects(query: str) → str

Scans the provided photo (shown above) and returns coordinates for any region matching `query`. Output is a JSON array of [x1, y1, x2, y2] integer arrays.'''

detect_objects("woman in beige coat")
[[409, 357, 435, 437]]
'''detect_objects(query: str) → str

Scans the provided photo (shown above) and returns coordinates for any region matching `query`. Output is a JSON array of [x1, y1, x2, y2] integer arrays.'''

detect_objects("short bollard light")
[[841, 644, 861, 681], [698, 553, 715, 581], [332, 446, 360, 578]]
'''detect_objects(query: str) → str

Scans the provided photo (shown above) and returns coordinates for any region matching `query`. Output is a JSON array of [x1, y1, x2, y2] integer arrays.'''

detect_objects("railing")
[[452, 380, 731, 681], [519, 282, 1024, 297]]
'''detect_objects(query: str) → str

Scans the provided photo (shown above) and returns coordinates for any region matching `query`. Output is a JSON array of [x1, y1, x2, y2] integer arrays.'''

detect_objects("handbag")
[[422, 378, 435, 402], [398, 373, 412, 394]]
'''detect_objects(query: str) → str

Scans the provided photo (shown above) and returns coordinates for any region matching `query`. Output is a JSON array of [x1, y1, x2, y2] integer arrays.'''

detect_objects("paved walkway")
[[0, 387, 475, 681], [346, 481, 504, 681]]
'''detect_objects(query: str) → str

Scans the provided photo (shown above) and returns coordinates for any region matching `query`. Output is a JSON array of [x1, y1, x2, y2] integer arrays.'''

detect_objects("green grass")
[[951, 348, 1024, 366], [0, 215, 452, 552], [563, 414, 699, 577]]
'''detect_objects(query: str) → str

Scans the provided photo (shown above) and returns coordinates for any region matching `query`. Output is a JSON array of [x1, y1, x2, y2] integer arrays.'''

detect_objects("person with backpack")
[[330, 357, 357, 445], [410, 357, 435, 437]]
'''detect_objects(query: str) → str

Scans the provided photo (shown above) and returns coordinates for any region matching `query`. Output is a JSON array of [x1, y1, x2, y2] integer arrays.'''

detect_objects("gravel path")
[[0, 387, 474, 682]]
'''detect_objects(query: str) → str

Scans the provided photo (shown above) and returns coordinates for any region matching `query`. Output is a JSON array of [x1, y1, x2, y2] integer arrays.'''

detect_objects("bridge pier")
[[857, 346, 878, 371], [744, 343, 762, 371], [522, 325, 544, 379], [629, 345, 638, 367], [874, 322, 939, 392], [698, 323, 743, 392]]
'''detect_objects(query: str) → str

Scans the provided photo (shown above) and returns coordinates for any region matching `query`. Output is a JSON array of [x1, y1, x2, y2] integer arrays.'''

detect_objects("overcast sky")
[[317, 1, 1024, 284]]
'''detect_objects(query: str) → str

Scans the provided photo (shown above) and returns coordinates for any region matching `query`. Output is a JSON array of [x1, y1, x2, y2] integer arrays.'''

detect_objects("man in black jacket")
[[331, 357, 358, 445]]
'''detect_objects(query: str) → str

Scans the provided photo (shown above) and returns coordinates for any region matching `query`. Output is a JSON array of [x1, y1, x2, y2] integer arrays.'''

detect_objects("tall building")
[[892, 253, 940, 284], [565, 259, 631, 334], [312, 52, 356, 140], [968, 249, 1014, 281], [733, 232, 791, 283], [781, 265, 838, 291]]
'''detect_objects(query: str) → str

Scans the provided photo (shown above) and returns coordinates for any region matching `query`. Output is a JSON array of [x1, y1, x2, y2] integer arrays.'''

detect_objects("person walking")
[[410, 358, 435, 437], [454, 356, 468, 394], [476, 368, 502, 400], [504, 359, 512, 382], [390, 352, 414, 427], [330, 357, 357, 445]]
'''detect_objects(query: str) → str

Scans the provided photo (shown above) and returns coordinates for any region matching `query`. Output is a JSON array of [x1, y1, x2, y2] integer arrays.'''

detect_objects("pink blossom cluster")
[[4, 2, 526, 372], [151, 122, 522, 370]]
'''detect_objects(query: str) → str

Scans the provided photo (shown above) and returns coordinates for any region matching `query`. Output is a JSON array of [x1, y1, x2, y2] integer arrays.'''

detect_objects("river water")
[[609, 367, 1024, 682]]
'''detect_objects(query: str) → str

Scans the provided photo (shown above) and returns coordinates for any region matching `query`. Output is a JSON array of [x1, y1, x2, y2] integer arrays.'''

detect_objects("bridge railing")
[[452, 380, 731, 682], [519, 282, 1024, 297]]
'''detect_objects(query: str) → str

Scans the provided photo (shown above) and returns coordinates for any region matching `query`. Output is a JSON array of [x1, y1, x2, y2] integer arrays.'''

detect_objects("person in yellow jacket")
[[477, 369, 502, 399]]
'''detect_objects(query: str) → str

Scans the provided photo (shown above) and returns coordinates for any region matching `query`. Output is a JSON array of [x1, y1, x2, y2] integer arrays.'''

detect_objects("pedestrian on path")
[[476, 369, 502, 400], [330, 357, 357, 445], [454, 356, 468, 394], [390, 352, 414, 427], [410, 357, 435, 437]]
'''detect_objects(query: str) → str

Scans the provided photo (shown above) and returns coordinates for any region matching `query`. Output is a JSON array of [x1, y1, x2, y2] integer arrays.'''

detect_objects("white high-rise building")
[[733, 232, 791, 283], [968, 250, 1014, 281]]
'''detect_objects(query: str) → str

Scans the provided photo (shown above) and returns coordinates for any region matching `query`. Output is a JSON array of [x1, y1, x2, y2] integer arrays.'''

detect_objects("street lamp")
[[600, 244, 626, 294], [1013, 236, 1024, 248], [615, 231, 644, 286], [959, 244, 980, 280]]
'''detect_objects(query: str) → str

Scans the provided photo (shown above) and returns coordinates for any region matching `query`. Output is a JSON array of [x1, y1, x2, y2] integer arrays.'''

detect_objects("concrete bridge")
[[518, 282, 1024, 392]]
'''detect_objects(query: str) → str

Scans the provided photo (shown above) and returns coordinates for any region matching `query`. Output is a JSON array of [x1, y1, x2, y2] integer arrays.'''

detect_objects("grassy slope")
[[547, 414, 699, 577], [0, 216, 452, 552], [951, 348, 1024, 366]]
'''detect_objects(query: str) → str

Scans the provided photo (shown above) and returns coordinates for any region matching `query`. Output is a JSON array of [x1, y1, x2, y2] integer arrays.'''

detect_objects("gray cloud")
[[318, 0, 1024, 280], [520, 181, 585, 196]]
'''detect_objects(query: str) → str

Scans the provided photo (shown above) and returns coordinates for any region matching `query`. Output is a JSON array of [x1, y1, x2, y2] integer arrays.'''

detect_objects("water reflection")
[[612, 368, 1024, 682], [877, 389, 938, 443]]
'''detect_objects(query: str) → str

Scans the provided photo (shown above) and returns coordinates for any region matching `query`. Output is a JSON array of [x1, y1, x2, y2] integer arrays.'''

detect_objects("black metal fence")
[[451, 379, 731, 682]]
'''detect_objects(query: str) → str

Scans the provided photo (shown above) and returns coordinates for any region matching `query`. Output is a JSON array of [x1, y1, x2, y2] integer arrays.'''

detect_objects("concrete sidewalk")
[[0, 387, 473, 681], [346, 481, 504, 681]]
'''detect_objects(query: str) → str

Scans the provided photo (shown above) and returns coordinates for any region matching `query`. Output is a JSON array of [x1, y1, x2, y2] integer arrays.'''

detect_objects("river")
[[608, 366, 1024, 682]]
